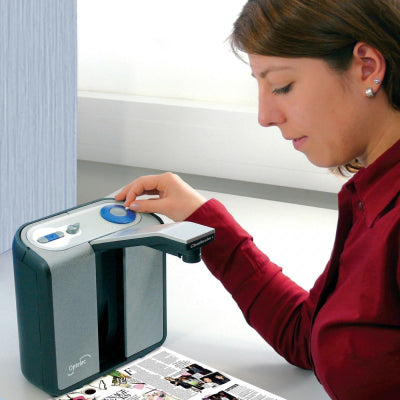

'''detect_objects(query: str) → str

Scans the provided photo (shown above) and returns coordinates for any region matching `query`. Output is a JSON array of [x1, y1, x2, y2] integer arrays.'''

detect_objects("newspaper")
[[52, 347, 286, 400]]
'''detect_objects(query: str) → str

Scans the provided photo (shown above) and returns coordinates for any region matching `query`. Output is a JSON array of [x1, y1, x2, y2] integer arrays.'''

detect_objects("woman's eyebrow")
[[251, 66, 293, 78]]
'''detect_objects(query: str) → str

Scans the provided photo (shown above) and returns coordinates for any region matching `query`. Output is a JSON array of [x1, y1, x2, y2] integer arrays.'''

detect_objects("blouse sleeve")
[[186, 198, 318, 369]]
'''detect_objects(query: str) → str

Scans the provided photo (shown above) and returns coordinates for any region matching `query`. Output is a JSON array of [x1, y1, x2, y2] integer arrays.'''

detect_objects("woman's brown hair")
[[230, 0, 400, 175]]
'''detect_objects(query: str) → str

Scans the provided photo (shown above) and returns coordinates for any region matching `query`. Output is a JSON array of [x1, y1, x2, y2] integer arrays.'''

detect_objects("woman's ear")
[[353, 42, 386, 85]]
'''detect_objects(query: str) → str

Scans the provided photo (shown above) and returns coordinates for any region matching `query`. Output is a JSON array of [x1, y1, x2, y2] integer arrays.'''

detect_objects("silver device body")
[[13, 199, 214, 395]]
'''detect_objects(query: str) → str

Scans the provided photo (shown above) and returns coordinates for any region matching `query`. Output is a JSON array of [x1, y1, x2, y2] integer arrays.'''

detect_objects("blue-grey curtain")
[[0, 0, 77, 253]]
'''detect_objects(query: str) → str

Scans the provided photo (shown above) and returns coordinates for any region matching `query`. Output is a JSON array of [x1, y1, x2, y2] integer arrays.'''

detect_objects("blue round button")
[[100, 205, 137, 224]]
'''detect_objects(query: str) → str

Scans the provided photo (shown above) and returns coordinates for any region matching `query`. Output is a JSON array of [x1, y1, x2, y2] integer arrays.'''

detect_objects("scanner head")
[[90, 221, 215, 264]]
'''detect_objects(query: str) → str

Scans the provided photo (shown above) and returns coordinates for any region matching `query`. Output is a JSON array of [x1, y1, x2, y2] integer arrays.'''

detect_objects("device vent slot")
[[95, 249, 125, 370]]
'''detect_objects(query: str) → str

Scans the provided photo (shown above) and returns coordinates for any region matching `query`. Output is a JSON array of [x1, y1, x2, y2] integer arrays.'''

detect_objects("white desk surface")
[[0, 190, 337, 400]]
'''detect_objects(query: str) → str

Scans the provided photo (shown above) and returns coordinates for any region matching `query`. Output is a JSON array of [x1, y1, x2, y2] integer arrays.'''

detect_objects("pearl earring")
[[365, 87, 375, 98]]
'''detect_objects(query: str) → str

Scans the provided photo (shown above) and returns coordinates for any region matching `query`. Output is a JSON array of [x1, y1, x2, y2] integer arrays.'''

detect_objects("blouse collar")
[[342, 139, 400, 227]]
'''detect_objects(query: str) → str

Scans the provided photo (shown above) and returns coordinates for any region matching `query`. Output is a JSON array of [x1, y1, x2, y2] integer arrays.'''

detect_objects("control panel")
[[25, 201, 141, 251]]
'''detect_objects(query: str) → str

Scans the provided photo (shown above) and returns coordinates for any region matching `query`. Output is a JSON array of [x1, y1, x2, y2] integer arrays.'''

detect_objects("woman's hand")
[[114, 172, 207, 221]]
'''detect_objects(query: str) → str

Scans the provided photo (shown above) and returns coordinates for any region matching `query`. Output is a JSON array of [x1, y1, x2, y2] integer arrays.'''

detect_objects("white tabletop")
[[0, 190, 336, 400]]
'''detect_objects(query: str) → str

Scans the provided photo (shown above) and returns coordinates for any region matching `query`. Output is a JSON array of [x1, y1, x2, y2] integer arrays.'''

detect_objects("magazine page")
[[53, 347, 286, 400]]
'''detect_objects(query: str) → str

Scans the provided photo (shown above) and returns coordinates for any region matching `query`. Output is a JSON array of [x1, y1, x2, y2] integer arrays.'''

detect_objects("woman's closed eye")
[[273, 82, 293, 95]]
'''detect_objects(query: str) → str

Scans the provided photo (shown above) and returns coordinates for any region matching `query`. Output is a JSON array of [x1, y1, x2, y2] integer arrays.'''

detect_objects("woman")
[[115, 1, 400, 398]]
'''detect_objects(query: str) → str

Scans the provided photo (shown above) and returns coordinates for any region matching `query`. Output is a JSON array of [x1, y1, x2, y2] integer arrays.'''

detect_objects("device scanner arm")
[[90, 221, 215, 263]]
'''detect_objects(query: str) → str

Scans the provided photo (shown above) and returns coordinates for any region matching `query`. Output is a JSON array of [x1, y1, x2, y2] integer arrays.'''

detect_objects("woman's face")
[[249, 53, 378, 168]]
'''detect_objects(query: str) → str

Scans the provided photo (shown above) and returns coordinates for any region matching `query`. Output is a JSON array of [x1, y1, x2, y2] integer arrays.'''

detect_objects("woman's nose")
[[258, 91, 285, 127]]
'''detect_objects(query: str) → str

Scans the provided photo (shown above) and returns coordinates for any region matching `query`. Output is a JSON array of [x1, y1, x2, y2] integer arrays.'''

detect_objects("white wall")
[[78, 1, 346, 193], [78, 93, 346, 193]]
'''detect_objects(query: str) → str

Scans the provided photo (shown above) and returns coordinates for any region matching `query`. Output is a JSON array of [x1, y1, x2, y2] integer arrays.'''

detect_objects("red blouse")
[[186, 140, 400, 399]]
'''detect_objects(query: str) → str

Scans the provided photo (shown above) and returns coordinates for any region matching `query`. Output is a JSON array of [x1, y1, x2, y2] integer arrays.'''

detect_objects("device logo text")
[[67, 354, 92, 376], [190, 235, 214, 249]]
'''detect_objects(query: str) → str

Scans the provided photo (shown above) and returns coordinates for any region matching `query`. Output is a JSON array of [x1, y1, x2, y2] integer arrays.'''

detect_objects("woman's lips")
[[292, 136, 307, 151]]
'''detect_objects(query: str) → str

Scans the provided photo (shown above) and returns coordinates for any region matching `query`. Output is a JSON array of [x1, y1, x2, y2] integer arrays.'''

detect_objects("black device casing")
[[13, 198, 214, 396]]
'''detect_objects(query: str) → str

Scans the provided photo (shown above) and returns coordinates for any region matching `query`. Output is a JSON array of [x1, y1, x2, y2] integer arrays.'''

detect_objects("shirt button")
[[358, 201, 363, 210]]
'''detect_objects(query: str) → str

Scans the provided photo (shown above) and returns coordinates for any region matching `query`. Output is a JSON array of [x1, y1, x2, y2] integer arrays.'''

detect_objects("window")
[[78, 0, 257, 108]]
